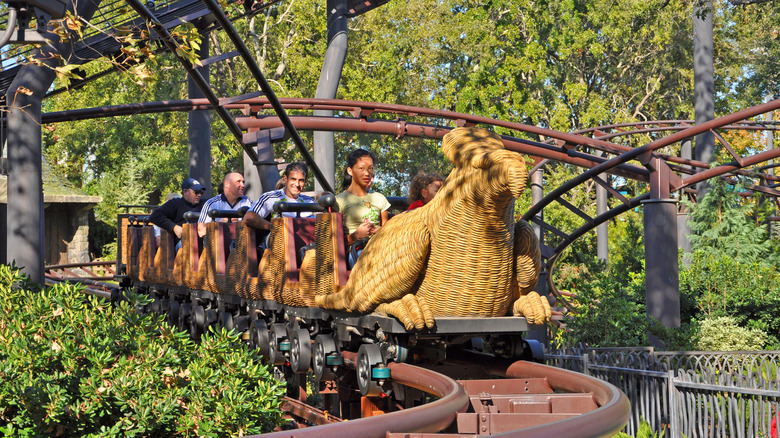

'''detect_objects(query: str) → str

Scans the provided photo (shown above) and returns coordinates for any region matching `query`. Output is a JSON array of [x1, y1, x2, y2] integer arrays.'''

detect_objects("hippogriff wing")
[[321, 211, 432, 313]]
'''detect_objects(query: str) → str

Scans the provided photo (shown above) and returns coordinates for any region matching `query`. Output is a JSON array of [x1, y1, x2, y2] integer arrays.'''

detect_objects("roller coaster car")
[[116, 127, 551, 397]]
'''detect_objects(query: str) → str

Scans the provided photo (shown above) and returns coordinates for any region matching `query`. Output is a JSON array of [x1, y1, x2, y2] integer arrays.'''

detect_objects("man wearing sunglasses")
[[150, 177, 207, 247]]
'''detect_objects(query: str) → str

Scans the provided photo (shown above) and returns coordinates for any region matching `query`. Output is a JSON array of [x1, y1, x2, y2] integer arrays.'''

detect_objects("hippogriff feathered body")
[[316, 128, 551, 329]]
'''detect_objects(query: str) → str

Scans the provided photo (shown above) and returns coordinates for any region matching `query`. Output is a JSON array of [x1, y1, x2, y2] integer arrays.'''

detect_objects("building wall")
[[43, 204, 91, 265]]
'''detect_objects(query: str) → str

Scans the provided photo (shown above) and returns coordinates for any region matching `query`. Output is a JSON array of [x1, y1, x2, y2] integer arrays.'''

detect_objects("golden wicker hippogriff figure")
[[316, 127, 551, 329]]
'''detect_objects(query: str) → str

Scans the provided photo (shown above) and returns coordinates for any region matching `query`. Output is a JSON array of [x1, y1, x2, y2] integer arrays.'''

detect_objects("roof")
[[0, 156, 102, 205]]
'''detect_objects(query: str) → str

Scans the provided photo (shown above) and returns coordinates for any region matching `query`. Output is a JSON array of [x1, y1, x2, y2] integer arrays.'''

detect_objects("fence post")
[[668, 369, 679, 438], [583, 354, 589, 376]]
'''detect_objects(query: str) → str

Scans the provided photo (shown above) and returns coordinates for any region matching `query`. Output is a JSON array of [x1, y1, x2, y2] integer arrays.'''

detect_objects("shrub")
[[0, 264, 285, 437], [680, 251, 780, 349], [695, 316, 767, 351]]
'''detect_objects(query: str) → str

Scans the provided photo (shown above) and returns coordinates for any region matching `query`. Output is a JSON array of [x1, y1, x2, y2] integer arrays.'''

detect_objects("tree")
[[685, 178, 775, 265]]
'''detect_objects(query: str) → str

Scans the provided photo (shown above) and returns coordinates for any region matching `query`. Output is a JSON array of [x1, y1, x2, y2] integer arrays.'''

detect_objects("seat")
[[181, 223, 206, 291], [125, 223, 143, 282], [265, 216, 317, 306], [154, 229, 177, 286], [139, 226, 157, 283], [200, 222, 237, 294], [225, 222, 269, 299], [310, 213, 351, 302]]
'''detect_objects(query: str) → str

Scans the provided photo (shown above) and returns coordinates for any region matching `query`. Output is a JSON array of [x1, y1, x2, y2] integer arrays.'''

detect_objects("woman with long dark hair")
[[336, 149, 390, 264]]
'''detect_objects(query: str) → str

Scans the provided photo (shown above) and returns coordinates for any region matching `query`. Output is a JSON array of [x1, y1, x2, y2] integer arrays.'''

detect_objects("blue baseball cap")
[[182, 177, 205, 191]]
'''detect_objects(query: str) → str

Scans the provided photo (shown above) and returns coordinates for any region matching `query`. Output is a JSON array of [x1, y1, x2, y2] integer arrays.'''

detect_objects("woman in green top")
[[335, 149, 390, 263]]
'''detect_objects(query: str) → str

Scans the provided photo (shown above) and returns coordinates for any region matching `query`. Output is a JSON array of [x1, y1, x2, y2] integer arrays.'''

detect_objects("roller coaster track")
[[42, 96, 780, 307], [42, 272, 633, 437], [0, 0, 276, 99]]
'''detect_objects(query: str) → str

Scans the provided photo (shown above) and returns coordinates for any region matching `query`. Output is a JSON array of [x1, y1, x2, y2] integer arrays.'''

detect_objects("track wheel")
[[522, 339, 545, 363], [205, 309, 218, 332], [149, 298, 161, 315], [177, 303, 192, 332], [190, 304, 205, 339], [289, 328, 312, 374], [313, 335, 340, 382], [268, 323, 289, 366], [219, 311, 234, 331], [357, 344, 385, 397], [234, 315, 250, 332], [154, 298, 169, 316], [167, 300, 180, 327], [250, 319, 270, 358]]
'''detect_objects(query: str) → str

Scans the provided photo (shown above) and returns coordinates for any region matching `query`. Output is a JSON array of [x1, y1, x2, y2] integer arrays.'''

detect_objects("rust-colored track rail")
[[45, 260, 117, 282], [258, 354, 629, 438]]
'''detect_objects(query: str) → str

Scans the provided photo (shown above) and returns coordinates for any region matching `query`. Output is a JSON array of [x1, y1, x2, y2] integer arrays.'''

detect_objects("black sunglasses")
[[191, 189, 204, 195]]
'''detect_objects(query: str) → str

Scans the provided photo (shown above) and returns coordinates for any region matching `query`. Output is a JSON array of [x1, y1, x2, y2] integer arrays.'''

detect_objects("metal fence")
[[546, 345, 780, 437]]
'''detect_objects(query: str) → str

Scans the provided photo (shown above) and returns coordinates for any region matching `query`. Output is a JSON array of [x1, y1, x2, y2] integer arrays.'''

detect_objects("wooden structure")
[[0, 157, 101, 265]]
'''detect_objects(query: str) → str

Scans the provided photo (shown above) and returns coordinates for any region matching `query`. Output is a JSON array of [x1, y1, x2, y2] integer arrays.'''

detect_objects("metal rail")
[[45, 260, 117, 281], [256, 359, 470, 438], [256, 357, 629, 438]]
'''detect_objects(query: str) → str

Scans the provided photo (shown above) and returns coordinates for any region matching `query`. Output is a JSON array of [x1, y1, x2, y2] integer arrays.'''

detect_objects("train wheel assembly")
[[177, 303, 192, 332], [313, 334, 340, 382], [250, 319, 270, 358], [218, 311, 234, 331], [190, 304, 205, 339], [166, 300, 179, 327], [268, 323, 289, 366], [289, 328, 311, 374], [357, 343, 386, 397]]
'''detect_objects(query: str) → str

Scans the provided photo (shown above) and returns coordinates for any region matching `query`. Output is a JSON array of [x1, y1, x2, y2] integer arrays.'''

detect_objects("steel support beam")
[[643, 158, 680, 329], [5, 70, 48, 282], [693, 0, 715, 198], [678, 138, 692, 261], [643, 198, 680, 328], [2, 0, 101, 283], [199, 0, 333, 193], [188, 31, 211, 195], [596, 153, 608, 263], [313, 0, 348, 192]]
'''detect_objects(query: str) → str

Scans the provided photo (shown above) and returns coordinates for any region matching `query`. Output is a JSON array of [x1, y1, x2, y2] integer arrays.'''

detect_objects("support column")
[[2, 0, 101, 283], [643, 199, 680, 328], [530, 168, 544, 246], [5, 73, 48, 283], [596, 173, 608, 263], [189, 32, 211, 196], [245, 127, 285, 198], [313, 0, 348, 192], [678, 138, 692, 263], [766, 94, 774, 177], [528, 167, 547, 345], [693, 0, 715, 198]]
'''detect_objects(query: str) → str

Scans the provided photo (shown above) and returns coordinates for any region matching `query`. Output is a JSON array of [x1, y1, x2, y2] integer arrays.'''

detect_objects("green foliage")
[[561, 270, 649, 348], [684, 180, 776, 265], [88, 159, 150, 225], [0, 264, 284, 437], [612, 419, 665, 438], [695, 316, 767, 351], [680, 251, 780, 349]]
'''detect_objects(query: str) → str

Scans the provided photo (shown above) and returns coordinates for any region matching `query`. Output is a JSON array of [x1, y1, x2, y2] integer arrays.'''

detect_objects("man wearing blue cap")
[[150, 177, 207, 246]]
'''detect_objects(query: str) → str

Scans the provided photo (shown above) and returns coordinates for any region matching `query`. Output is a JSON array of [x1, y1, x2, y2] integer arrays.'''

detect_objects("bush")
[[680, 252, 780, 349], [0, 264, 284, 437], [560, 270, 649, 348], [695, 316, 767, 351]]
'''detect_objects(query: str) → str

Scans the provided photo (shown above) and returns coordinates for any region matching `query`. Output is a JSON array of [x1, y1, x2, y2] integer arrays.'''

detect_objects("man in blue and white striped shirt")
[[197, 172, 253, 238], [244, 162, 315, 237]]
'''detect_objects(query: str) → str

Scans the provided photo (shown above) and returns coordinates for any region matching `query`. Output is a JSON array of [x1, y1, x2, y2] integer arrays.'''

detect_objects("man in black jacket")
[[150, 177, 207, 248]]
